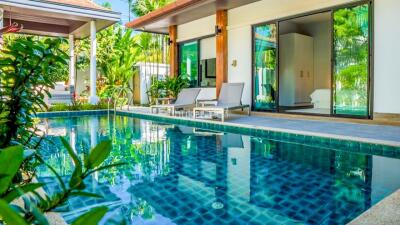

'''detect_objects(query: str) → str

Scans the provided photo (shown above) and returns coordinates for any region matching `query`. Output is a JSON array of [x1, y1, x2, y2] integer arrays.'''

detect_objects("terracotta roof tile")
[[44, 0, 108, 11]]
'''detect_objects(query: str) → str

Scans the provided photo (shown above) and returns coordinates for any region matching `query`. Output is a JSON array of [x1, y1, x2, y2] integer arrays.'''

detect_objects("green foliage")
[[333, 5, 369, 114], [76, 25, 138, 108], [84, 140, 112, 169], [0, 6, 130, 224], [146, 75, 189, 104], [132, 0, 174, 17], [146, 76, 166, 105], [164, 76, 189, 99], [0, 139, 125, 224], [47, 102, 109, 112], [71, 206, 108, 225], [0, 37, 68, 148], [0, 200, 29, 225], [3, 34, 70, 83], [0, 146, 24, 196]]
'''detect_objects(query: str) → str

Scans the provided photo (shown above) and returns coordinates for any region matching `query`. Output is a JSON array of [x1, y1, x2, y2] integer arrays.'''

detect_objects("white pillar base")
[[89, 20, 97, 105], [89, 95, 99, 105], [69, 34, 76, 97]]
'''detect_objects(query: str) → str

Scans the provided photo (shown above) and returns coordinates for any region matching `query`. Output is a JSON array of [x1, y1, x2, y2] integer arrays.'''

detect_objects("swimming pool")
[[37, 114, 400, 225]]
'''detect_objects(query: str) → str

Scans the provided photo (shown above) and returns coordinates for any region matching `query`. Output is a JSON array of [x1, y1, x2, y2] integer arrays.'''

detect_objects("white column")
[[69, 34, 76, 96], [89, 20, 99, 104], [0, 8, 4, 46]]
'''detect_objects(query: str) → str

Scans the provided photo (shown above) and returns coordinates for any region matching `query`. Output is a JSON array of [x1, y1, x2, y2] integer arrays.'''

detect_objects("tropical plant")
[[132, 0, 172, 98], [47, 102, 109, 112], [2, 34, 70, 83], [164, 76, 189, 98], [76, 24, 139, 107], [0, 35, 125, 224], [131, 0, 174, 17], [333, 5, 369, 112], [0, 138, 125, 224], [0, 37, 68, 149], [146, 76, 166, 105], [98, 27, 138, 108]]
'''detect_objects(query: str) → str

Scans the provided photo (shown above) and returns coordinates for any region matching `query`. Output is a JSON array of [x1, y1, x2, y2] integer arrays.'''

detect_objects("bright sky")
[[94, 0, 135, 24]]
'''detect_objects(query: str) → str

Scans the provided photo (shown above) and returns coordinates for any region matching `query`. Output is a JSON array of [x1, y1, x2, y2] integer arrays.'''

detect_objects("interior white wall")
[[200, 37, 216, 60], [374, 0, 400, 114], [177, 15, 215, 42], [301, 21, 331, 90]]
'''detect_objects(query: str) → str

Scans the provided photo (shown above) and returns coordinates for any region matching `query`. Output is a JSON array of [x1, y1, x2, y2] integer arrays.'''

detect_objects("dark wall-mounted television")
[[200, 58, 216, 78]]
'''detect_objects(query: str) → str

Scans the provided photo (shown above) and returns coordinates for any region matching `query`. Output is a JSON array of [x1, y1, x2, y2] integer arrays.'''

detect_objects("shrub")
[[47, 102, 109, 112], [0, 37, 68, 148]]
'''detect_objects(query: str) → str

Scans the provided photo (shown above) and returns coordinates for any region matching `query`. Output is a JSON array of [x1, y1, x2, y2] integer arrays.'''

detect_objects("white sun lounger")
[[193, 83, 250, 122], [151, 88, 201, 116]]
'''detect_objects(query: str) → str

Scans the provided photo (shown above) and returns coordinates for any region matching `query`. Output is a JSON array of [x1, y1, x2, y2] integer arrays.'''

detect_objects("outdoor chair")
[[193, 83, 250, 122], [150, 88, 201, 116]]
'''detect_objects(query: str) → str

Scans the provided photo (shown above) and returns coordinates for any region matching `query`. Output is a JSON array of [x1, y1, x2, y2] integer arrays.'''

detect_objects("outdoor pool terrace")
[[36, 110, 400, 225]]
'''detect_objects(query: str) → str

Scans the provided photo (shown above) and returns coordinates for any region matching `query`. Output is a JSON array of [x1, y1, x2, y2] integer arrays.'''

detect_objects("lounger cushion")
[[174, 88, 201, 105], [217, 83, 245, 106]]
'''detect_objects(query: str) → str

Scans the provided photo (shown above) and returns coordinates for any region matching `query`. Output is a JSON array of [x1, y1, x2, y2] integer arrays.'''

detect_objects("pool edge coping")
[[116, 110, 400, 148], [36, 110, 400, 148], [348, 188, 400, 225]]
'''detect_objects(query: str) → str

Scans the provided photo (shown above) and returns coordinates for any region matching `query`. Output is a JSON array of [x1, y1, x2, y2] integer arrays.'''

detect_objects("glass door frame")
[[250, 0, 373, 119], [177, 34, 216, 88], [178, 39, 201, 87], [251, 22, 280, 112], [330, 1, 374, 119]]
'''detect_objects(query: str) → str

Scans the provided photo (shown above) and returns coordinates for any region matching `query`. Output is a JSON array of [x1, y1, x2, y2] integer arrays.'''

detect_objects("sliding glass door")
[[179, 41, 199, 87], [253, 23, 278, 111], [333, 3, 370, 117]]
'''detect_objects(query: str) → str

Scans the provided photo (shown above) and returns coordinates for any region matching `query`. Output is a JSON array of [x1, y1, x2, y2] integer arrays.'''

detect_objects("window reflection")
[[333, 4, 370, 117], [36, 116, 400, 225], [253, 23, 278, 111]]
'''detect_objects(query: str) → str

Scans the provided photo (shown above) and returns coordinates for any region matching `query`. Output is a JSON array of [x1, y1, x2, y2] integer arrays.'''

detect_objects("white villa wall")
[[177, 15, 215, 42], [178, 18, 217, 100], [200, 37, 216, 60], [228, 26, 252, 105], [374, 0, 400, 114], [227, 0, 356, 106], [175, 0, 400, 114], [76, 69, 89, 96], [227, 0, 358, 30]]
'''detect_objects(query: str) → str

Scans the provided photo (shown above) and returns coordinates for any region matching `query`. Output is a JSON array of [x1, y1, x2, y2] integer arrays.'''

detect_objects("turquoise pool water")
[[37, 115, 400, 225]]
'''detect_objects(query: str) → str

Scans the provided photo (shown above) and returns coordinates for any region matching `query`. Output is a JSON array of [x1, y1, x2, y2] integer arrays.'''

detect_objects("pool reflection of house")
[[131, 126, 376, 224], [126, 0, 400, 122], [38, 116, 400, 224]]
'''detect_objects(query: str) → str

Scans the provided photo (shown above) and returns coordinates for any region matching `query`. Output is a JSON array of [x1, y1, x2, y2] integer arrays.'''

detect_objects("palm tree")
[[120, 0, 133, 21], [131, 0, 174, 17]]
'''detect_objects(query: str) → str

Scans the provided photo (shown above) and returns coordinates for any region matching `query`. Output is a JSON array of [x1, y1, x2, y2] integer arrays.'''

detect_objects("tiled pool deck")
[[116, 107, 400, 147], [229, 114, 400, 144], [37, 108, 400, 147]]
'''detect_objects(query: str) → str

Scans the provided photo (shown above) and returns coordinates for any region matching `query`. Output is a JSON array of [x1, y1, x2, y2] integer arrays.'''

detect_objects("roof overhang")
[[0, 0, 121, 39], [126, 0, 261, 34]]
